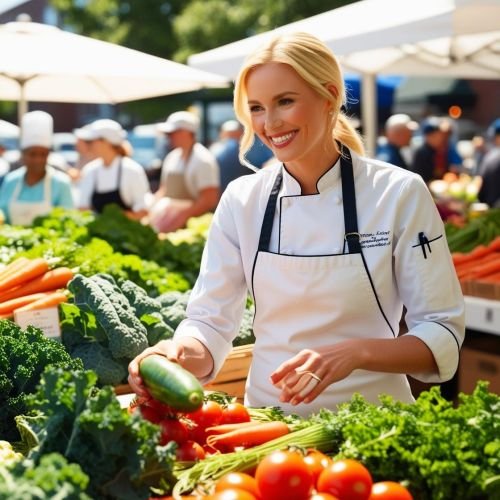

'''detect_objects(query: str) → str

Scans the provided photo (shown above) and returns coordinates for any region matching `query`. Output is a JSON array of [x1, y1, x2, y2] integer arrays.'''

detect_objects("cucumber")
[[139, 355, 204, 412]]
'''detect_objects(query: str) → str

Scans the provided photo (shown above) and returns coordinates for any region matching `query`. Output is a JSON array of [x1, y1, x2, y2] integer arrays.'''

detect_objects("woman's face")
[[246, 62, 332, 170]]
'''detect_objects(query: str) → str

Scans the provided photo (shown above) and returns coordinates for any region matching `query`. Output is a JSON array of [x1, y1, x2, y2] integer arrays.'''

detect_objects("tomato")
[[176, 440, 206, 461], [140, 404, 163, 424], [215, 472, 260, 498], [368, 482, 413, 500], [317, 459, 373, 500], [255, 450, 313, 500], [211, 489, 257, 500], [309, 494, 339, 500], [303, 450, 333, 484], [220, 403, 251, 424], [188, 401, 223, 428], [159, 418, 189, 445]]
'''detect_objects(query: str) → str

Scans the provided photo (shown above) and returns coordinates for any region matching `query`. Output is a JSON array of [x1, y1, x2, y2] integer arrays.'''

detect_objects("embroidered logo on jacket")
[[360, 231, 391, 249]]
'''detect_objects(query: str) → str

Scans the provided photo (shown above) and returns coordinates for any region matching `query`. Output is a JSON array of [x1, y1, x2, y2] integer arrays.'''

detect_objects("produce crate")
[[204, 344, 253, 402], [459, 347, 500, 394]]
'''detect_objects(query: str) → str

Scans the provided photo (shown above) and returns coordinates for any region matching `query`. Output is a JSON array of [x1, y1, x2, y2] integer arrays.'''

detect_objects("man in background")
[[376, 113, 418, 169], [210, 120, 253, 193], [478, 118, 500, 208]]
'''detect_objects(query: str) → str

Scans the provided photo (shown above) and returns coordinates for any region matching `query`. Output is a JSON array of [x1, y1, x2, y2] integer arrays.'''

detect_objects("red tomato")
[[317, 459, 373, 500], [309, 494, 340, 500], [176, 440, 206, 461], [188, 401, 223, 428], [140, 404, 163, 424], [211, 489, 257, 500], [255, 450, 313, 500], [220, 403, 251, 424], [159, 418, 188, 445], [304, 450, 333, 484], [215, 472, 260, 498], [368, 482, 413, 500]]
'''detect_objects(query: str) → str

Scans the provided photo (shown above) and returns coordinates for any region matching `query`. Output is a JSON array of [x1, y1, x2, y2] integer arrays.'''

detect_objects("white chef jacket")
[[175, 151, 465, 390]]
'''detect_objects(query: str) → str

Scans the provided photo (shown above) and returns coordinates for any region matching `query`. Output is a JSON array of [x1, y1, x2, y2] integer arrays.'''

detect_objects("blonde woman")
[[129, 33, 464, 416]]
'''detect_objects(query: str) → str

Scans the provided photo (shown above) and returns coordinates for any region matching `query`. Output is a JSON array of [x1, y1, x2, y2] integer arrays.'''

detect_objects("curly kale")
[[18, 367, 177, 500], [160, 291, 191, 330], [233, 306, 256, 347], [0, 453, 91, 500], [68, 274, 148, 360], [71, 343, 128, 386], [0, 320, 82, 441], [119, 279, 162, 317]]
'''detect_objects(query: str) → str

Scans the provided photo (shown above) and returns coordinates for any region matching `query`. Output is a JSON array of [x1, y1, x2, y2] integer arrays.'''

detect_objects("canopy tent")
[[0, 20, 230, 124], [188, 0, 500, 153]]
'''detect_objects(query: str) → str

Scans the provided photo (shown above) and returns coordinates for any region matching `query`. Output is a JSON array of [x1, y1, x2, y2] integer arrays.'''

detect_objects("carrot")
[[0, 258, 49, 293], [0, 267, 74, 303], [471, 259, 500, 280], [206, 421, 290, 451], [0, 257, 30, 281], [456, 253, 500, 279], [13, 290, 68, 313], [478, 271, 500, 283], [0, 313, 13, 320], [0, 292, 50, 314], [205, 421, 262, 436]]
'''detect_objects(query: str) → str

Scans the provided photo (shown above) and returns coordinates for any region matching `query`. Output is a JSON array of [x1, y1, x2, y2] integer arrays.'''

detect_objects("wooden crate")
[[204, 344, 253, 402]]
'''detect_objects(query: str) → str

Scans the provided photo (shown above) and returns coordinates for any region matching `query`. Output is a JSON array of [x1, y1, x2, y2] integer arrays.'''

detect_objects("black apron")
[[91, 160, 131, 213]]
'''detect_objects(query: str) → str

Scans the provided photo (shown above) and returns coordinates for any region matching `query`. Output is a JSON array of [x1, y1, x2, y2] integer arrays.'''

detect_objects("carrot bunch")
[[452, 236, 500, 282], [0, 257, 73, 319]]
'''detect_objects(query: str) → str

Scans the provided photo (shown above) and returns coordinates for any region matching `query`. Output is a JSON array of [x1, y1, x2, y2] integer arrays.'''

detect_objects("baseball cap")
[[385, 113, 418, 131], [489, 118, 500, 136], [75, 119, 126, 146], [421, 117, 442, 135], [221, 120, 243, 133], [158, 111, 199, 134]]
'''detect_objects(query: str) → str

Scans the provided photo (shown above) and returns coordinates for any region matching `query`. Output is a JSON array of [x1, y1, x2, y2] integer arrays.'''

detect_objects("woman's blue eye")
[[249, 105, 262, 113], [279, 98, 293, 105]]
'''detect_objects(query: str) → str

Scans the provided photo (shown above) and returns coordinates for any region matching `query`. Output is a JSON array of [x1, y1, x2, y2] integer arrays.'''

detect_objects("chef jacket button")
[[334, 195, 342, 204]]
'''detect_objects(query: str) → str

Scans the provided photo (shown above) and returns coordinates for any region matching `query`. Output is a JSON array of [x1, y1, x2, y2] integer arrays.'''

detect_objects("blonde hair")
[[234, 32, 364, 167]]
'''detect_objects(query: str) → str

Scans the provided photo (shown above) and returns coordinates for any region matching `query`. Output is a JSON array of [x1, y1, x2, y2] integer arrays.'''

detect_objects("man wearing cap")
[[477, 118, 500, 208], [76, 119, 151, 218], [411, 117, 450, 184], [376, 114, 418, 169], [149, 111, 220, 233], [0, 111, 74, 225], [210, 120, 253, 193]]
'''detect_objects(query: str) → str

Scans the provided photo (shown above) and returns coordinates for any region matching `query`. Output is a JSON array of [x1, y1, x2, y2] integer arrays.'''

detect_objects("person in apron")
[[0, 111, 74, 226], [128, 33, 465, 416], [76, 119, 150, 220], [148, 111, 220, 233]]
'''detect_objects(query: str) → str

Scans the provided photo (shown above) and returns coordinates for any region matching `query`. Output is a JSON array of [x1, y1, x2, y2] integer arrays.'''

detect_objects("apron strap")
[[340, 147, 361, 254], [258, 170, 283, 251]]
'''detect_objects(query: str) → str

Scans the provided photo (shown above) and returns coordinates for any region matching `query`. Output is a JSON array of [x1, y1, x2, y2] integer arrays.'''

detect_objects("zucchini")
[[139, 355, 204, 412]]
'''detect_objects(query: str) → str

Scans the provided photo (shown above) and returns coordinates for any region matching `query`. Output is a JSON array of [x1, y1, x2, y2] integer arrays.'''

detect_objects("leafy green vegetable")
[[0, 452, 91, 500], [0, 320, 82, 441], [68, 274, 148, 360], [17, 366, 177, 500]]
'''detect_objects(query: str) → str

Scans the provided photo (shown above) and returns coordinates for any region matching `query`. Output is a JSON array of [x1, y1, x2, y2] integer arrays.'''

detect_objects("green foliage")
[[310, 382, 500, 500], [0, 453, 91, 500], [0, 321, 82, 441], [17, 367, 177, 499], [68, 274, 149, 360], [232, 306, 255, 347]]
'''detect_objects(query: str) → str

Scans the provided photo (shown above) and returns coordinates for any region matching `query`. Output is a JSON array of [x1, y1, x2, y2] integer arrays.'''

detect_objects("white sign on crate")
[[14, 307, 61, 339]]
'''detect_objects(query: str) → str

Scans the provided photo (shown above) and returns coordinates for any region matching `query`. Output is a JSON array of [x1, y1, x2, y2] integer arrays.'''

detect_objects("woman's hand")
[[127, 340, 184, 398], [270, 339, 365, 406]]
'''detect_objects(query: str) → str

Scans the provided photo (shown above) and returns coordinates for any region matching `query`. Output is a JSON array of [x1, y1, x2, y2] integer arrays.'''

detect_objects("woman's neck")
[[102, 151, 118, 166], [286, 146, 340, 195], [24, 167, 46, 186]]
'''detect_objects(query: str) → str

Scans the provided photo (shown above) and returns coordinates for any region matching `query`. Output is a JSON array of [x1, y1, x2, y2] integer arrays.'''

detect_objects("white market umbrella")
[[188, 0, 500, 153], [0, 20, 230, 124]]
